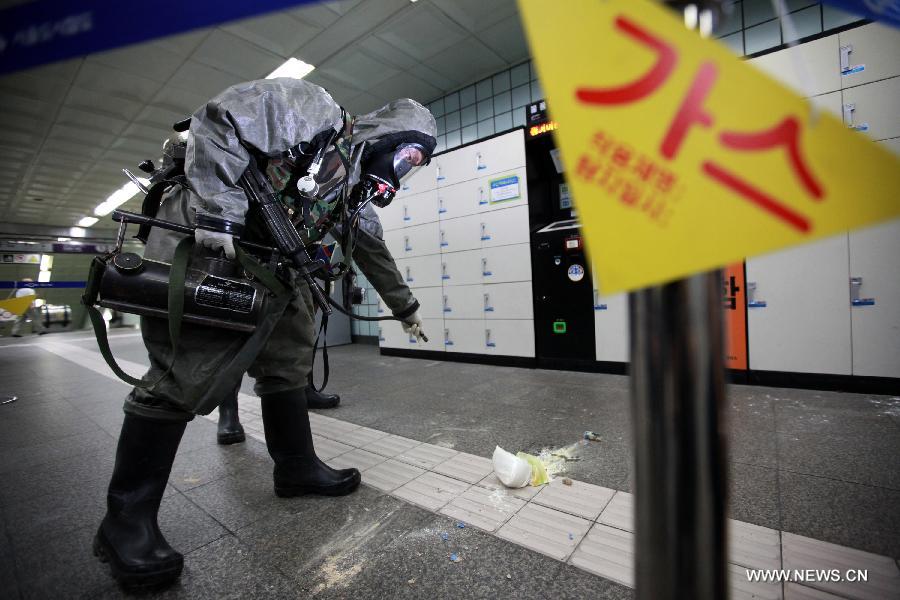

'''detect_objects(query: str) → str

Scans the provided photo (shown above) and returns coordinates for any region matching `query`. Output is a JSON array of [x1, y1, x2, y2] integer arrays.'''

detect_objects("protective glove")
[[401, 311, 426, 342], [195, 228, 236, 259]]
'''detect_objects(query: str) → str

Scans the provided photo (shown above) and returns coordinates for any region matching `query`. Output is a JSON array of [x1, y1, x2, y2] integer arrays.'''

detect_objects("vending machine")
[[525, 101, 597, 369]]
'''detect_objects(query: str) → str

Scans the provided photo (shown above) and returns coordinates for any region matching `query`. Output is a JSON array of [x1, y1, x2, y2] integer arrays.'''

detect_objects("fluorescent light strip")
[[267, 57, 315, 80], [94, 179, 148, 217], [77, 216, 99, 227]]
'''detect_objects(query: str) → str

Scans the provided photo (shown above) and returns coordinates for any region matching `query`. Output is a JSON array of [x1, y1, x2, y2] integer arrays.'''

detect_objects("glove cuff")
[[196, 214, 244, 237], [393, 300, 419, 320]]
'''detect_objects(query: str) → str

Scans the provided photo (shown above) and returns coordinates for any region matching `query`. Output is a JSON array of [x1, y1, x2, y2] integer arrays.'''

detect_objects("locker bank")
[[0, 2, 898, 599]]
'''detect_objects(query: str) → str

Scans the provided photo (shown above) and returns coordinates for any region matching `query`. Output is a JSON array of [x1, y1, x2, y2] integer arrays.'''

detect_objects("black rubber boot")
[[216, 390, 245, 445], [305, 382, 340, 409], [93, 414, 187, 590], [261, 388, 360, 498]]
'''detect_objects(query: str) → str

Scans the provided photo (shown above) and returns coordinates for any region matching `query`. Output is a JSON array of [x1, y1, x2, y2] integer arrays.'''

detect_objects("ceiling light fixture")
[[267, 57, 315, 80], [69, 227, 87, 238], [94, 179, 148, 217], [77, 216, 99, 227], [57, 237, 70, 242]]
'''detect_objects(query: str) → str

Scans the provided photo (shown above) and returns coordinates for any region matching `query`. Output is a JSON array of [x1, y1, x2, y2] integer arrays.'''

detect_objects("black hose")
[[324, 294, 428, 343]]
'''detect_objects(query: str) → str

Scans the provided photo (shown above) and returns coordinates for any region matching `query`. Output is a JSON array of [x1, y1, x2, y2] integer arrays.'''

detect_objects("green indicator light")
[[553, 320, 567, 334]]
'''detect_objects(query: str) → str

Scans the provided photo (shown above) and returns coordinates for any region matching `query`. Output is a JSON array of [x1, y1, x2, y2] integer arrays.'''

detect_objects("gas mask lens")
[[392, 144, 425, 184]]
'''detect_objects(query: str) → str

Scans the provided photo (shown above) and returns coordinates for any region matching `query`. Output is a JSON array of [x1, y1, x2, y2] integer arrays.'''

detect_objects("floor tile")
[[361, 434, 423, 458], [363, 459, 426, 492], [779, 471, 900, 557], [311, 435, 354, 460], [496, 503, 592, 561], [433, 452, 494, 484], [531, 478, 616, 521], [392, 472, 470, 512], [309, 416, 362, 441], [476, 473, 543, 501], [568, 523, 634, 588], [598, 491, 633, 531], [439, 485, 526, 532], [729, 519, 782, 571], [781, 532, 900, 600], [728, 562, 784, 600], [342, 426, 390, 447], [395, 442, 459, 469], [326, 448, 387, 472]]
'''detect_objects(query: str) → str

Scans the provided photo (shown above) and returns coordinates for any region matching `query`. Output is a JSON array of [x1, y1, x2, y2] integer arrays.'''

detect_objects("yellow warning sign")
[[0, 296, 36, 319], [519, 0, 900, 294]]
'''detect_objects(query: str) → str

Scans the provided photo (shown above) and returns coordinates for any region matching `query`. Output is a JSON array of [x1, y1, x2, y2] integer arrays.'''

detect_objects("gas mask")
[[358, 143, 427, 208]]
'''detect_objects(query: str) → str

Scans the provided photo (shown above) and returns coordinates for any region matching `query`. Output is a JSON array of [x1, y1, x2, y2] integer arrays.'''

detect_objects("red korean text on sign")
[[575, 16, 825, 233], [575, 131, 681, 226]]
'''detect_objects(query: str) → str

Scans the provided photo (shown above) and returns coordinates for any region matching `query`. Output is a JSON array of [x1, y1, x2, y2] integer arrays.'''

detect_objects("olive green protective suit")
[[125, 78, 436, 422]]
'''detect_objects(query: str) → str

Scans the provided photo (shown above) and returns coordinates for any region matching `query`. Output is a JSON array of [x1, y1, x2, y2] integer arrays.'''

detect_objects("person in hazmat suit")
[[92, 77, 435, 590]]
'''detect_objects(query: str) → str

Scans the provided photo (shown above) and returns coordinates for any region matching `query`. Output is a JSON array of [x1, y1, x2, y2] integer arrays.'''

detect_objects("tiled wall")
[[716, 0, 863, 56], [427, 61, 543, 155]]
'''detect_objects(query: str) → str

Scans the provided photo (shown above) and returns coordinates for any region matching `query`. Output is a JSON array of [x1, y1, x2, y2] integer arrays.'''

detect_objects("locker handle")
[[839, 44, 852, 73], [404, 236, 411, 252], [485, 329, 496, 348], [377, 303, 384, 314], [377, 327, 384, 342], [405, 266, 413, 282], [593, 289, 606, 310], [849, 277, 873, 306], [484, 293, 494, 312], [436, 165, 445, 181], [443, 294, 451, 313], [480, 222, 491, 241], [438, 196, 446, 214], [403, 205, 410, 221], [401, 184, 410, 191], [746, 281, 766, 308], [482, 258, 492, 277], [476, 151, 486, 171], [444, 328, 453, 345], [842, 103, 855, 126], [441, 263, 450, 280], [440, 230, 448, 247], [478, 186, 488, 206]]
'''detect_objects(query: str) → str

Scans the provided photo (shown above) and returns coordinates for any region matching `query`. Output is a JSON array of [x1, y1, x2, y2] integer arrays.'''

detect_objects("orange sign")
[[722, 263, 747, 370]]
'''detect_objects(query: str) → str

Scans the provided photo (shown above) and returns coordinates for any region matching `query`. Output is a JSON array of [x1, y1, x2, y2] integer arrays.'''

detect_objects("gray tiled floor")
[[1, 331, 899, 599]]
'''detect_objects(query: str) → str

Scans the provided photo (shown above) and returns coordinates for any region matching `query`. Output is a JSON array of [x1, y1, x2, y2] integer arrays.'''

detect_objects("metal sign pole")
[[629, 270, 727, 599]]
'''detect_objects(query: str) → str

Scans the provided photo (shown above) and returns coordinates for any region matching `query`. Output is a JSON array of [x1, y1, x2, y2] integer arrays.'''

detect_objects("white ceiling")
[[0, 0, 528, 234]]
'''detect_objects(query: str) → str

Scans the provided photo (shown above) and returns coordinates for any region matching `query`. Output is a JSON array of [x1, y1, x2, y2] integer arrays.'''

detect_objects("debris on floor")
[[492, 446, 532, 488], [562, 478, 573, 486], [440, 532, 449, 541], [583, 431, 602, 442], [456, 522, 466, 529], [516, 451, 550, 486], [407, 578, 416, 585], [450, 553, 460, 562]]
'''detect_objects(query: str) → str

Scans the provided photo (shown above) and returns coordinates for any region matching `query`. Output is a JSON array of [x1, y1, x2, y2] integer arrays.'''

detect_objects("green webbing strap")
[[233, 244, 290, 300], [88, 236, 193, 388]]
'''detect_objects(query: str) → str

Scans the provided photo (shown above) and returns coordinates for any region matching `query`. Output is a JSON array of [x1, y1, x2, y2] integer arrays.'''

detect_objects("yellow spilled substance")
[[516, 452, 550, 486]]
